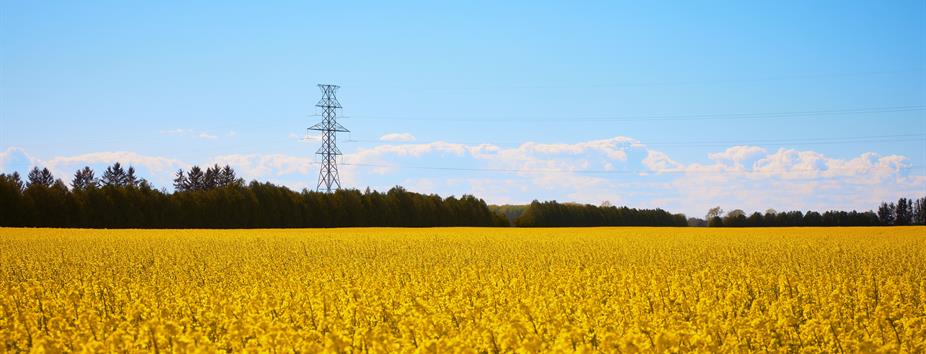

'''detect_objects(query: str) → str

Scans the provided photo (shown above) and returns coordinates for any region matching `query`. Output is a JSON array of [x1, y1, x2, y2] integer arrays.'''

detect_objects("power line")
[[4, 132, 922, 153], [339, 162, 924, 176], [343, 133, 926, 148], [373, 67, 925, 91], [347, 105, 925, 122]]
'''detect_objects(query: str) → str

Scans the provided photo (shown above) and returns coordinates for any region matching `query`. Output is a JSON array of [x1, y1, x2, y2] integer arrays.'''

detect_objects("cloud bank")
[[3, 135, 922, 217]]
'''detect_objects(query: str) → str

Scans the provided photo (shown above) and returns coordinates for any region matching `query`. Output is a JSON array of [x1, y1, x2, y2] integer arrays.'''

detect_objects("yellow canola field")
[[1, 227, 924, 353]]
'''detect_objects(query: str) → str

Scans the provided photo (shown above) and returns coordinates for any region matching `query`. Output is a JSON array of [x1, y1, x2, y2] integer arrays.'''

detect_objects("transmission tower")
[[309, 84, 349, 192]]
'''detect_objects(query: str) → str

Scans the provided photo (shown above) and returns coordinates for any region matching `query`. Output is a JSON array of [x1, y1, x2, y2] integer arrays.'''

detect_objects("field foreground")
[[1, 227, 924, 352]]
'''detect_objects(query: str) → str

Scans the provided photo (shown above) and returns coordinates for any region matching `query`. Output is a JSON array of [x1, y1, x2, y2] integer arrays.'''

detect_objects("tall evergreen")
[[173, 169, 190, 192], [26, 167, 55, 188], [102, 162, 128, 187], [204, 164, 220, 190], [72, 166, 97, 190], [187, 166, 205, 191], [219, 165, 242, 187], [126, 166, 139, 187]]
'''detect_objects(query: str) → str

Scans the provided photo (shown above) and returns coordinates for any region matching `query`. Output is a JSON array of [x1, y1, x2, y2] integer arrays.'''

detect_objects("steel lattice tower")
[[309, 84, 349, 192]]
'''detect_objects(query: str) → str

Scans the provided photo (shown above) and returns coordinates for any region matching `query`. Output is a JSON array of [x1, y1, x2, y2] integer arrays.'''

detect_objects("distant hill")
[[488, 204, 529, 226]]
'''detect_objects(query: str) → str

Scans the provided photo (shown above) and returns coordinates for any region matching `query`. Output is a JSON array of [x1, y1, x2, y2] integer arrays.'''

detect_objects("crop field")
[[1, 227, 924, 352]]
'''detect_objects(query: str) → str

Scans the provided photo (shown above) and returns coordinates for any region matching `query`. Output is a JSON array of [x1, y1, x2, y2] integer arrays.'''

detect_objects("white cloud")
[[747, 149, 909, 180], [352, 136, 640, 172], [661, 148, 924, 215], [346, 141, 471, 167], [0, 150, 188, 187], [43, 151, 189, 179], [402, 178, 437, 194], [198, 133, 218, 140], [210, 154, 315, 181], [0, 147, 38, 172], [380, 133, 416, 142], [708, 146, 766, 164], [515, 136, 638, 162], [643, 150, 683, 172]]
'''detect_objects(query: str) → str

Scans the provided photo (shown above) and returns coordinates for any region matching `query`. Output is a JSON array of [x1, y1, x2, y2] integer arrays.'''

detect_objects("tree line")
[[700, 197, 926, 227], [511, 200, 688, 227], [0, 163, 508, 228], [875, 198, 926, 226]]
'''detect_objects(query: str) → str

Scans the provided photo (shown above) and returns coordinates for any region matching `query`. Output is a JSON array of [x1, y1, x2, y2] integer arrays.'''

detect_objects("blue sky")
[[2, 0, 924, 216]]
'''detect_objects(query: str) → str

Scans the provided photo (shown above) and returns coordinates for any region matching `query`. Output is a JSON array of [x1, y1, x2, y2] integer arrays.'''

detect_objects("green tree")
[[126, 166, 139, 187], [71, 166, 97, 191], [895, 198, 912, 226], [187, 166, 205, 191], [27, 167, 55, 188], [24, 169, 69, 226], [102, 162, 127, 187], [219, 165, 243, 187], [723, 209, 747, 227], [706, 207, 723, 222], [204, 164, 220, 190], [878, 202, 895, 225], [914, 197, 926, 225], [0, 173, 25, 226], [803, 211, 823, 226], [173, 169, 190, 192]]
